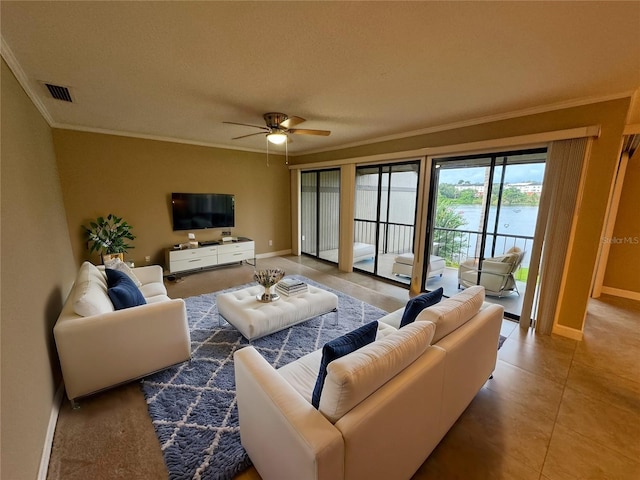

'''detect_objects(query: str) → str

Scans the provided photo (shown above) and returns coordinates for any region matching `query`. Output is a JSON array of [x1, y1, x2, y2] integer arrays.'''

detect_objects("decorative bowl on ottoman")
[[253, 268, 285, 302]]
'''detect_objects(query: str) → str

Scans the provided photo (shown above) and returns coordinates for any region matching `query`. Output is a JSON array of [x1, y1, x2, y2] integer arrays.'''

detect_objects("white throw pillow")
[[416, 285, 485, 343], [72, 262, 114, 317], [103, 257, 142, 287], [319, 321, 436, 423]]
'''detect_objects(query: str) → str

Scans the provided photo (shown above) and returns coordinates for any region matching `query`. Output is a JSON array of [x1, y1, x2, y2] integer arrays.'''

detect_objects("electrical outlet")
[[269, 240, 273, 246], [145, 255, 151, 262], [302, 235, 305, 241]]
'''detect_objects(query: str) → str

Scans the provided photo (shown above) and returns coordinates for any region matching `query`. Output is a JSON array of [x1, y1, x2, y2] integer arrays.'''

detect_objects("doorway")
[[300, 169, 341, 262], [353, 162, 420, 283], [425, 149, 547, 319]]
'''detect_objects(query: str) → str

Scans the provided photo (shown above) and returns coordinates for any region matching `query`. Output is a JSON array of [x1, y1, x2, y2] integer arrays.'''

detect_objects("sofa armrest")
[[234, 347, 344, 480], [132, 264, 164, 285], [54, 298, 190, 401]]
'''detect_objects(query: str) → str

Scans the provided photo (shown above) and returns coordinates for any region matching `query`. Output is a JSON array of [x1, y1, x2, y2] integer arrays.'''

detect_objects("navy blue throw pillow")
[[105, 268, 147, 310], [399, 287, 444, 328], [311, 320, 378, 409]]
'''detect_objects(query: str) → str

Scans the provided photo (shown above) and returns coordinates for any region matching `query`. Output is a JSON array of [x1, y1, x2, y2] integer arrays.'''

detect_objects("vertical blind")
[[526, 138, 590, 334]]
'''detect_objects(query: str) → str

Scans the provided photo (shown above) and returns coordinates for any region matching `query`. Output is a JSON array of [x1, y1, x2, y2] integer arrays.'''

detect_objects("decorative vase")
[[253, 268, 285, 303]]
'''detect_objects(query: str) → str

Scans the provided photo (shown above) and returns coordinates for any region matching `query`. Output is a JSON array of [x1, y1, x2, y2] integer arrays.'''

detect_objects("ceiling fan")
[[223, 112, 331, 144]]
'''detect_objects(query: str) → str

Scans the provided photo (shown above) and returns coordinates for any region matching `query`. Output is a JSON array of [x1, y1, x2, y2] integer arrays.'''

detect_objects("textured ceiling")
[[1, 1, 639, 154]]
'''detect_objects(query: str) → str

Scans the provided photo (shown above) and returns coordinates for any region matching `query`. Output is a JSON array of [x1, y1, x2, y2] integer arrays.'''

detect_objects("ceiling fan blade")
[[232, 132, 266, 140], [279, 116, 306, 129], [223, 121, 269, 131], [288, 128, 331, 136]]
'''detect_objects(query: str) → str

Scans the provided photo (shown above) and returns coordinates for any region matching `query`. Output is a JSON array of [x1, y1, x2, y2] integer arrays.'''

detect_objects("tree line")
[[438, 183, 540, 206]]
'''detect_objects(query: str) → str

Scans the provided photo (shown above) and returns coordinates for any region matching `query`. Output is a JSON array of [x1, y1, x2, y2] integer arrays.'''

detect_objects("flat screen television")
[[171, 193, 235, 231]]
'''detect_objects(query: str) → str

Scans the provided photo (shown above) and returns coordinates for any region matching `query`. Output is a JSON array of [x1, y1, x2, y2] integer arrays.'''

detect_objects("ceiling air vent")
[[44, 83, 73, 102]]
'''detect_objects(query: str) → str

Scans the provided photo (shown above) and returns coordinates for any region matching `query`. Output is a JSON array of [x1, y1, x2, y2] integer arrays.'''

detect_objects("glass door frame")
[[353, 160, 421, 284], [423, 147, 547, 320], [300, 168, 341, 263]]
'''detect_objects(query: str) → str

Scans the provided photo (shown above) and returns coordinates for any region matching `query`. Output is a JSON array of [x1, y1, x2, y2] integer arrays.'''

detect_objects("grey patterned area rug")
[[140, 275, 389, 480]]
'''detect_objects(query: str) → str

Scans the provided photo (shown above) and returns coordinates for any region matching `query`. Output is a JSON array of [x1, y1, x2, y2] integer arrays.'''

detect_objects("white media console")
[[165, 238, 255, 275]]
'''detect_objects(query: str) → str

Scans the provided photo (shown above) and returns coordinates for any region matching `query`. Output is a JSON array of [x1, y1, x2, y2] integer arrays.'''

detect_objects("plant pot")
[[102, 253, 125, 264]]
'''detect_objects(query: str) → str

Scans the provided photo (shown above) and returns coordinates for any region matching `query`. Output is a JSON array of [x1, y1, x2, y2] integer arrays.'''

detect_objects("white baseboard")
[[552, 323, 584, 341], [256, 249, 292, 259], [600, 286, 640, 301], [38, 381, 65, 480]]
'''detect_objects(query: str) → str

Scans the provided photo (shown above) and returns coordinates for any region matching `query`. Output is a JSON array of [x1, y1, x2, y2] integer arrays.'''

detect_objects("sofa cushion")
[[311, 321, 378, 408], [105, 268, 147, 310], [416, 285, 485, 343], [139, 282, 168, 299], [103, 257, 142, 287], [399, 287, 443, 328], [72, 261, 114, 317], [319, 321, 436, 423]]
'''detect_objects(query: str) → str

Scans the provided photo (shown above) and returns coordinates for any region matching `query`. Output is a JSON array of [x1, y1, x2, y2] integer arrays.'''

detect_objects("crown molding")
[[1, 35, 54, 125], [300, 91, 635, 156], [51, 123, 273, 155]]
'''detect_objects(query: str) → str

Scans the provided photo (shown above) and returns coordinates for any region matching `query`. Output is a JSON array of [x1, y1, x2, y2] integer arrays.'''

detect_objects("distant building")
[[454, 182, 542, 196]]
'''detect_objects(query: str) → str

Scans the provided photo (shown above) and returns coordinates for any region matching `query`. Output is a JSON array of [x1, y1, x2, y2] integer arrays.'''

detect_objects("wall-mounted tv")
[[171, 193, 235, 231]]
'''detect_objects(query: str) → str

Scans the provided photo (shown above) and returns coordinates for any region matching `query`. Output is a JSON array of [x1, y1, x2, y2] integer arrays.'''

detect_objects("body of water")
[[455, 204, 539, 238], [440, 204, 540, 266]]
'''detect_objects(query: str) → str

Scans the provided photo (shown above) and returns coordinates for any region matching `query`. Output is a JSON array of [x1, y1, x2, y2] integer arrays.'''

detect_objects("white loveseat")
[[54, 261, 191, 405], [234, 286, 503, 480]]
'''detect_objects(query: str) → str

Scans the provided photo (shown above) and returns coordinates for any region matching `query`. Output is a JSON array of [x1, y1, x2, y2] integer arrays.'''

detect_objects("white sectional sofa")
[[54, 261, 191, 406], [234, 286, 503, 480]]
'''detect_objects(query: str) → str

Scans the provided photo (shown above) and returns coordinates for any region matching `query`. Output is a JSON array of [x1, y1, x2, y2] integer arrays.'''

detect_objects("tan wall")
[[52, 130, 292, 267], [295, 99, 632, 332], [1, 60, 77, 479], [604, 148, 640, 293]]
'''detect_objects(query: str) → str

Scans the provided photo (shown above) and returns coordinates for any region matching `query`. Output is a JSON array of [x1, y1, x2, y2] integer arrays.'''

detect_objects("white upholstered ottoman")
[[392, 253, 446, 278], [217, 285, 339, 340]]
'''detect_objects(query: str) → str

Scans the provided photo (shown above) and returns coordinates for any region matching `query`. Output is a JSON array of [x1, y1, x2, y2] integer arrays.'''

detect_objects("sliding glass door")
[[300, 169, 340, 263], [354, 162, 420, 283], [426, 149, 546, 319]]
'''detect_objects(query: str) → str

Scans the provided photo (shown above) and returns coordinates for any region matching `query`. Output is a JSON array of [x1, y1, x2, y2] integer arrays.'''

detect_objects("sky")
[[438, 163, 546, 184]]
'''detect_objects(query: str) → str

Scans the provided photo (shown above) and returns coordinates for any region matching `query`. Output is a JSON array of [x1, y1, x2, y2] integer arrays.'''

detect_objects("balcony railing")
[[354, 219, 534, 268], [433, 227, 534, 267], [354, 219, 414, 254]]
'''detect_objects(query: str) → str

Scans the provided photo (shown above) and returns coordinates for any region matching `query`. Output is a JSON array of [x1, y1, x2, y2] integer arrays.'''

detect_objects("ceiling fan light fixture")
[[267, 132, 287, 145]]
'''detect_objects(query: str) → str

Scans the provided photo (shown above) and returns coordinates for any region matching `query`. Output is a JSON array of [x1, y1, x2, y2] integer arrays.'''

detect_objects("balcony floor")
[[354, 253, 526, 318]]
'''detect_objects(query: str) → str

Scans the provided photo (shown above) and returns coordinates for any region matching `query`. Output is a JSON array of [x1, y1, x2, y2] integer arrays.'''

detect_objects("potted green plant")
[[83, 214, 135, 263]]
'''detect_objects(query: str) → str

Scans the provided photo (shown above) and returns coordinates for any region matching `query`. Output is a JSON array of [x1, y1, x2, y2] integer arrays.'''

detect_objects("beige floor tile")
[[413, 417, 541, 480], [498, 335, 575, 384], [501, 318, 519, 338], [454, 387, 555, 472], [484, 360, 565, 420], [573, 333, 640, 384], [566, 362, 640, 415], [542, 423, 640, 480], [556, 387, 640, 461]]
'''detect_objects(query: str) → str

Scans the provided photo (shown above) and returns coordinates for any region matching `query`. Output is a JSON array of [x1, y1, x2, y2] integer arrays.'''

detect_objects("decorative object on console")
[[253, 268, 285, 302], [82, 213, 135, 263]]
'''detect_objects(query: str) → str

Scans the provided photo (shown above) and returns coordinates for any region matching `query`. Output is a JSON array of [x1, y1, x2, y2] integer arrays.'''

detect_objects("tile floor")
[[234, 256, 640, 480]]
